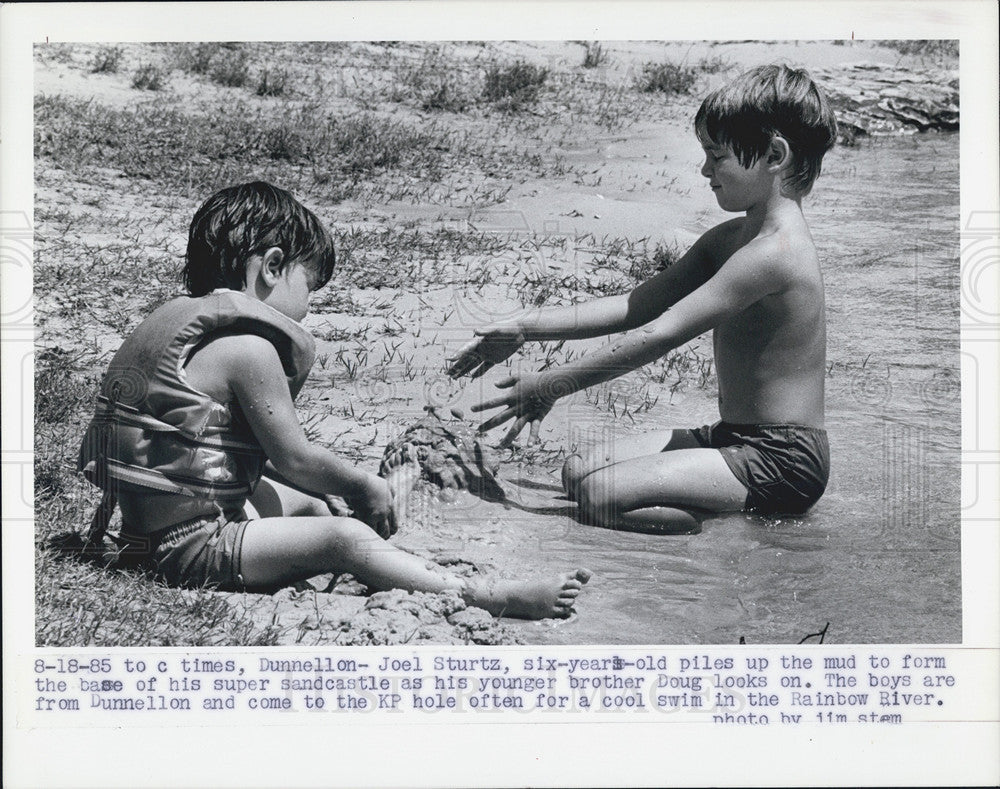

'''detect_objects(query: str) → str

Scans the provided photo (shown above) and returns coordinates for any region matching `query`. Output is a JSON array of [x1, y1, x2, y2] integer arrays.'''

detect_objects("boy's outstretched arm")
[[446, 233, 717, 379], [473, 240, 786, 445], [221, 334, 396, 537]]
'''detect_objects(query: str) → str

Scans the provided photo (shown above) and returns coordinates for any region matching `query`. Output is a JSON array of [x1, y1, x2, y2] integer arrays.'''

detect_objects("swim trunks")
[[118, 511, 249, 591], [685, 421, 830, 514]]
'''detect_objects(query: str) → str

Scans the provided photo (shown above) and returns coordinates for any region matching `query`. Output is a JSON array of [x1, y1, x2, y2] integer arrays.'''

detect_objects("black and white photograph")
[[31, 37, 962, 647]]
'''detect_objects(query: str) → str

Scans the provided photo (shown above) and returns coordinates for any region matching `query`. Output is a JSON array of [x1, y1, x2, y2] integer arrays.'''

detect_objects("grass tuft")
[[392, 48, 477, 113], [131, 63, 169, 91], [628, 242, 680, 281], [483, 60, 548, 111], [582, 42, 609, 69], [89, 45, 124, 74], [697, 54, 734, 75], [171, 42, 219, 75], [209, 47, 250, 87], [256, 66, 290, 97], [635, 60, 698, 95]]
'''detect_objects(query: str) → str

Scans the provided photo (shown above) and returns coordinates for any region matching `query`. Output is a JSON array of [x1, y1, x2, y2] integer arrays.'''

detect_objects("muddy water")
[[400, 132, 961, 645]]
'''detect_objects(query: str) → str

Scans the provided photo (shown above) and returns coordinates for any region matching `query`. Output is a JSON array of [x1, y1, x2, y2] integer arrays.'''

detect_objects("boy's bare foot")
[[383, 443, 421, 527], [465, 568, 592, 620], [384, 443, 421, 494]]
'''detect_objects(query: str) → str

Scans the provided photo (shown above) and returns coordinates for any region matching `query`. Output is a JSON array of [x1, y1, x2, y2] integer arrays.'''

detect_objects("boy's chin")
[[713, 194, 750, 213]]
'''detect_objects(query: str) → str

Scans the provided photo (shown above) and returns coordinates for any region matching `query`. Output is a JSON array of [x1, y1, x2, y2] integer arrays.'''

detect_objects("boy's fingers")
[[446, 342, 482, 378], [447, 357, 475, 379], [477, 407, 516, 432], [472, 394, 511, 412], [494, 376, 516, 389], [528, 419, 542, 444], [499, 416, 530, 447], [469, 361, 493, 379], [453, 337, 482, 357]]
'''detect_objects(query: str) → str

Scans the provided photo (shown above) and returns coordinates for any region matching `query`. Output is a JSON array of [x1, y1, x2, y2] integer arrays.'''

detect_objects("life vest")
[[78, 290, 315, 504]]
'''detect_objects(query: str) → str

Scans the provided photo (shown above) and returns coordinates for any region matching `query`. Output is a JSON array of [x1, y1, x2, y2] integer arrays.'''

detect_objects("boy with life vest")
[[447, 65, 837, 534], [78, 181, 589, 618]]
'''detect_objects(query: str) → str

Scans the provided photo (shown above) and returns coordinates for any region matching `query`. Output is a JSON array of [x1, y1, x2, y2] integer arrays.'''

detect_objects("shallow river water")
[[413, 132, 962, 646]]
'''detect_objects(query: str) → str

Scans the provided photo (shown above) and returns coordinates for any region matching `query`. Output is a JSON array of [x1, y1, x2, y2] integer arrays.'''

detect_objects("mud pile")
[[220, 583, 521, 646], [379, 407, 505, 501]]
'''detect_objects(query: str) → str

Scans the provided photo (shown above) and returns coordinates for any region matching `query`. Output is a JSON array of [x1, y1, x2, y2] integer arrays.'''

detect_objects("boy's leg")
[[563, 428, 702, 498], [246, 476, 336, 519], [574, 448, 747, 534], [238, 515, 590, 619], [239, 514, 459, 590]]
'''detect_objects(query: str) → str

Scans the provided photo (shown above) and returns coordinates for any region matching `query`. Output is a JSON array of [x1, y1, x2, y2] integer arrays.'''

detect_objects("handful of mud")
[[379, 407, 505, 501]]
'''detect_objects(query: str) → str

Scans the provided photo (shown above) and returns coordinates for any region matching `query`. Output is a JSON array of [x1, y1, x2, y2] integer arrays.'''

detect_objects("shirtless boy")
[[78, 181, 588, 617], [448, 65, 838, 534]]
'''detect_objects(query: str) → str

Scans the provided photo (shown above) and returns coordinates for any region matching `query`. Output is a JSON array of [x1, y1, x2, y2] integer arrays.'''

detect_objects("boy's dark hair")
[[695, 64, 838, 195], [184, 181, 336, 297]]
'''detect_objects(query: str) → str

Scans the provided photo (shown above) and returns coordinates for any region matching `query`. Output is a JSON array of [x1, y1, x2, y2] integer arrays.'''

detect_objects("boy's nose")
[[700, 159, 712, 178]]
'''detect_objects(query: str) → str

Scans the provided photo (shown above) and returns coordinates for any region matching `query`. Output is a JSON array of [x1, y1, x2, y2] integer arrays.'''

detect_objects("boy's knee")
[[316, 516, 381, 558], [576, 476, 618, 525], [561, 454, 586, 498], [563, 449, 613, 498]]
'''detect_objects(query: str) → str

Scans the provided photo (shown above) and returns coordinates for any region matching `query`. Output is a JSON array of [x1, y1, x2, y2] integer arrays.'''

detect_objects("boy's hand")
[[345, 475, 396, 539], [472, 371, 571, 447], [447, 325, 525, 379]]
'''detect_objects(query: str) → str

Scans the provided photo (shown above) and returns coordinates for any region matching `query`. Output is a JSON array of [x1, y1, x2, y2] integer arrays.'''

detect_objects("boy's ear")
[[766, 135, 792, 171], [259, 247, 286, 287]]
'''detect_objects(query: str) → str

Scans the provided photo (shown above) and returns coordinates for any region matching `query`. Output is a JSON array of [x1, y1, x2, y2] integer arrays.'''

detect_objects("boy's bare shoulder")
[[186, 333, 284, 400], [729, 222, 819, 286], [694, 218, 747, 268], [700, 218, 745, 243], [192, 332, 278, 366]]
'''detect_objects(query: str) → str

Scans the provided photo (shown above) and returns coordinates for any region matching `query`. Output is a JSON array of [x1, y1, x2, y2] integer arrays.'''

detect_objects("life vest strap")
[[84, 488, 118, 550]]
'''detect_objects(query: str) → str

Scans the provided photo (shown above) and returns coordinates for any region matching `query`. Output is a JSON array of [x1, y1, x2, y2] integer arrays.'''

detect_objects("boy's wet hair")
[[695, 64, 838, 195], [184, 181, 336, 297]]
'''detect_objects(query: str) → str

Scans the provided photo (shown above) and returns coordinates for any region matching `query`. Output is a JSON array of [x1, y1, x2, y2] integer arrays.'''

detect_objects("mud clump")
[[336, 589, 522, 645], [218, 585, 522, 645], [379, 407, 505, 501]]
